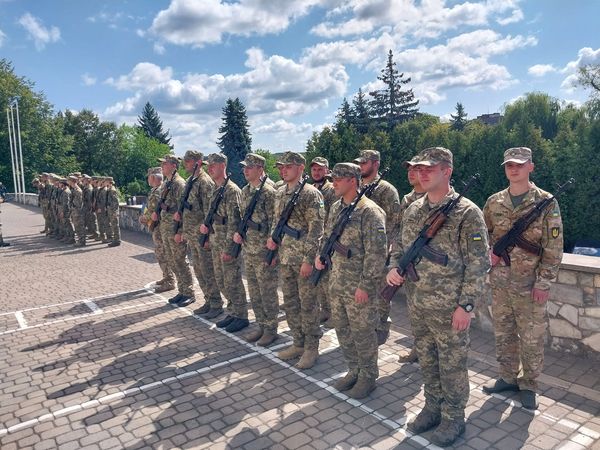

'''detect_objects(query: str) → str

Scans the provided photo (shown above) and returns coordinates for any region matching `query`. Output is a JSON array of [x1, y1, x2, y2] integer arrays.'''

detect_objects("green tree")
[[352, 87, 371, 134], [217, 97, 252, 186], [450, 102, 468, 131], [369, 50, 419, 129], [254, 149, 281, 182], [503, 92, 559, 140], [335, 98, 354, 128], [578, 64, 600, 97], [137, 102, 172, 147]]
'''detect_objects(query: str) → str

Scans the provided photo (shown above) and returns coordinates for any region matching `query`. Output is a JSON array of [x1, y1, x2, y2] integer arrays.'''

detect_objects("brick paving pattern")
[[1, 201, 599, 449]]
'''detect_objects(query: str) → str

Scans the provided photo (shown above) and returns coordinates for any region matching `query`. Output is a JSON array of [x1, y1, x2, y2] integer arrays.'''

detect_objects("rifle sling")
[[514, 235, 543, 256], [246, 219, 263, 232]]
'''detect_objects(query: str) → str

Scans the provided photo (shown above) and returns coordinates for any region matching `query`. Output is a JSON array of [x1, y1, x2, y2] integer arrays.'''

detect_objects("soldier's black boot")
[[177, 296, 196, 307], [482, 378, 519, 395], [0, 237, 10, 247], [168, 293, 183, 305], [225, 318, 249, 332], [194, 303, 211, 315], [520, 390, 538, 410], [204, 307, 224, 319], [216, 315, 235, 328]]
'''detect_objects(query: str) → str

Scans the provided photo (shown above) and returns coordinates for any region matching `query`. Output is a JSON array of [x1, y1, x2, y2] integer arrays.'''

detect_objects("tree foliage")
[[450, 102, 468, 131], [217, 97, 252, 187], [137, 102, 172, 147]]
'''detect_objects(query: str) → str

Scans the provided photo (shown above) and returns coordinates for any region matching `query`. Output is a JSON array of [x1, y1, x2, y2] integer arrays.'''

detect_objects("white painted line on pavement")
[[83, 300, 103, 315], [14, 311, 28, 329]]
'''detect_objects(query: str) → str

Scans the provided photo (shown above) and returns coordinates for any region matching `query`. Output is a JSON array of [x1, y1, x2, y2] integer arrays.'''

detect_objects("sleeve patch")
[[471, 232, 483, 241], [551, 227, 560, 239]]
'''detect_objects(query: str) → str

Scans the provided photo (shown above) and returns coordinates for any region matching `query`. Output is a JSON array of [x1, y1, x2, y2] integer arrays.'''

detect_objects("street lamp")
[[6, 96, 26, 203]]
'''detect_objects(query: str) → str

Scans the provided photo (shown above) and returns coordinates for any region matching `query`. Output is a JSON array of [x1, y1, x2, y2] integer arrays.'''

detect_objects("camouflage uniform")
[[144, 176, 174, 286], [69, 178, 86, 245], [39, 176, 50, 232], [106, 179, 121, 243], [59, 182, 74, 241], [204, 163, 248, 319], [240, 171, 279, 334], [391, 188, 489, 420], [326, 180, 387, 380], [272, 159, 324, 351], [96, 184, 111, 241], [181, 157, 222, 309], [82, 177, 97, 237], [159, 170, 194, 298], [484, 183, 563, 391]]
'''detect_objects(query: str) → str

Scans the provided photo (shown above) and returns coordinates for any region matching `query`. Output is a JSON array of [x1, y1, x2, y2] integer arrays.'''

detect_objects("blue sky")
[[1, 0, 599, 155]]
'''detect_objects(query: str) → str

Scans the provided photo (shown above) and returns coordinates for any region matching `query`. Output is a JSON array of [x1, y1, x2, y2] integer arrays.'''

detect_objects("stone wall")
[[119, 205, 150, 234], [5, 193, 40, 206]]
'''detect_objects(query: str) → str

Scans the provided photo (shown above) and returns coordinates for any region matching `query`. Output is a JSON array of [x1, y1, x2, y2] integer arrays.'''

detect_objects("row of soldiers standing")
[[142, 144, 563, 448], [34, 172, 121, 247]]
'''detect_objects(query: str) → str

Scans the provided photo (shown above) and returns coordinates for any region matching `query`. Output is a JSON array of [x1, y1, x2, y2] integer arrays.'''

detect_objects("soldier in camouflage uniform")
[[82, 175, 98, 239], [38, 173, 51, 234], [233, 153, 279, 346], [173, 151, 222, 316], [105, 177, 121, 247], [386, 147, 490, 447], [141, 167, 175, 291], [199, 153, 249, 332], [0, 182, 8, 247], [315, 163, 387, 399], [482, 147, 563, 410], [67, 175, 86, 247], [95, 178, 111, 243], [58, 178, 75, 244], [398, 155, 426, 364], [267, 151, 324, 369], [47, 175, 58, 238], [355, 149, 400, 345], [310, 156, 337, 326]]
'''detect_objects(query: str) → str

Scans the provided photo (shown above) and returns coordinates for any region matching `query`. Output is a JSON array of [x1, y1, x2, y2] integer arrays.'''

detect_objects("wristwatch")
[[457, 303, 474, 313]]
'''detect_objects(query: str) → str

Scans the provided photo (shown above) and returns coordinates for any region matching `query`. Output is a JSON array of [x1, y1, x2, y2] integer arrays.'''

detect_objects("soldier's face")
[[358, 160, 378, 178], [281, 164, 303, 182], [415, 163, 450, 191], [161, 162, 176, 176], [311, 165, 328, 182], [183, 159, 196, 173], [243, 165, 261, 183], [504, 161, 533, 183], [407, 166, 420, 187], [332, 177, 354, 197]]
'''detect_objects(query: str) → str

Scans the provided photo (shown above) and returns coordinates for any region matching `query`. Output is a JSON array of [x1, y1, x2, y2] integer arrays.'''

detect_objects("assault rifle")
[[148, 171, 176, 232], [492, 178, 574, 266], [309, 184, 369, 286], [173, 161, 200, 234], [198, 175, 230, 247], [231, 175, 268, 259], [380, 173, 481, 302], [363, 167, 390, 198], [265, 175, 309, 265]]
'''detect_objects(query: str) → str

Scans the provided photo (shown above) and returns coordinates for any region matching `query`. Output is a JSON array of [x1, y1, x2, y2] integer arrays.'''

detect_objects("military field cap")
[[105, 176, 114, 183], [502, 147, 532, 165], [32, 178, 40, 185], [354, 149, 380, 163], [279, 151, 305, 165], [402, 154, 422, 168], [147, 166, 163, 176], [416, 147, 453, 167], [332, 162, 361, 180], [183, 150, 204, 162], [67, 175, 78, 182], [310, 156, 329, 168], [41, 172, 49, 177], [205, 153, 228, 164], [82, 174, 91, 179], [59, 177, 68, 184], [240, 153, 266, 167], [158, 154, 180, 165]]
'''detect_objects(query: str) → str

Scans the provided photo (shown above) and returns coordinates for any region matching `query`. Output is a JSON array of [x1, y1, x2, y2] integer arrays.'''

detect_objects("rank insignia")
[[471, 232, 483, 241], [551, 227, 560, 239]]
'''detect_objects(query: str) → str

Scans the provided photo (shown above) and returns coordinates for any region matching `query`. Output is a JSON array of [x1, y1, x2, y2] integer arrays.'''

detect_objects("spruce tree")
[[217, 97, 252, 186], [352, 88, 371, 134], [137, 102, 172, 147], [450, 102, 468, 131], [369, 50, 419, 129], [335, 98, 354, 127]]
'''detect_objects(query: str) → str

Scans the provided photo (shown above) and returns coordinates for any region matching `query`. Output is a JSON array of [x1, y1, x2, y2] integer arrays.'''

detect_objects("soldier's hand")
[[355, 288, 368, 304], [314, 256, 326, 271], [386, 268, 405, 286], [199, 224, 209, 234], [222, 253, 233, 262], [299, 262, 312, 278], [266, 237, 278, 250], [138, 215, 146, 225], [532, 288, 549, 304], [173, 212, 181, 222], [452, 307, 471, 331], [174, 233, 183, 244], [151, 212, 158, 222], [233, 232, 243, 244], [489, 250, 501, 267]]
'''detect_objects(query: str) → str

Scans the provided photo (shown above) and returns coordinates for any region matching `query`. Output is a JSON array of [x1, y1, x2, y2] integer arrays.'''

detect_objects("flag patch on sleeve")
[[471, 232, 483, 241]]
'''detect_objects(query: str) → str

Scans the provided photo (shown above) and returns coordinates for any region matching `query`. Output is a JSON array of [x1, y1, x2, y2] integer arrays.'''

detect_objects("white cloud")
[[0, 28, 6, 47], [18, 12, 60, 51], [149, 0, 327, 48], [153, 42, 166, 55], [254, 119, 312, 134], [105, 62, 174, 90], [81, 73, 97, 86], [559, 47, 600, 93], [528, 64, 556, 77]]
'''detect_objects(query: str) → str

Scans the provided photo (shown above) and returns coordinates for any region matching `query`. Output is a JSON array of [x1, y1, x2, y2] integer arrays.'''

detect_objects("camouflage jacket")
[[324, 195, 387, 295], [160, 173, 185, 227], [313, 178, 337, 224], [59, 187, 72, 217], [362, 176, 400, 245], [483, 183, 563, 291], [83, 185, 94, 210], [144, 185, 160, 224], [240, 178, 276, 256], [96, 187, 107, 212], [400, 190, 425, 221], [182, 171, 215, 239], [205, 180, 242, 255], [272, 182, 324, 267], [70, 185, 84, 213], [107, 187, 119, 213], [391, 188, 490, 310]]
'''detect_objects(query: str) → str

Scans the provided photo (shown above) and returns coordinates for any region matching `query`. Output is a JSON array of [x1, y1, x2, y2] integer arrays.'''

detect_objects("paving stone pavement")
[[1, 201, 600, 450]]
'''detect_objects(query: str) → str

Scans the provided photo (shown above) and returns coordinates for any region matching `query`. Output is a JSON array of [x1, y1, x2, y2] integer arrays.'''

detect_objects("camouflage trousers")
[[160, 219, 193, 297], [85, 208, 98, 235], [108, 209, 120, 241], [187, 237, 222, 308], [61, 214, 74, 239], [409, 299, 469, 421], [280, 264, 322, 350], [244, 252, 279, 334], [97, 211, 112, 239], [491, 270, 546, 391], [41, 201, 50, 231], [329, 272, 379, 379], [316, 273, 331, 314], [152, 227, 174, 285], [71, 211, 86, 244], [210, 240, 248, 319], [376, 272, 391, 333]]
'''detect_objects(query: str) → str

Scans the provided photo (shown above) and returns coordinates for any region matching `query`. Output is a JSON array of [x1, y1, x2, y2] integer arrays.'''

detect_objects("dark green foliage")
[[450, 102, 468, 131], [254, 149, 281, 183], [217, 98, 252, 187], [137, 102, 172, 147]]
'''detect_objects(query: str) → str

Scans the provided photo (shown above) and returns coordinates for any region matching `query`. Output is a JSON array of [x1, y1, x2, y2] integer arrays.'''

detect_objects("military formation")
[[33, 172, 121, 247]]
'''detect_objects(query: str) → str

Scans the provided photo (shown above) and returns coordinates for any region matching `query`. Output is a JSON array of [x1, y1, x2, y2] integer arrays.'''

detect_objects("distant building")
[[476, 113, 503, 125]]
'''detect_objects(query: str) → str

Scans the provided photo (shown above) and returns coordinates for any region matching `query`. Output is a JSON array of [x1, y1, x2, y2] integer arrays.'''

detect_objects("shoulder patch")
[[551, 227, 560, 239], [377, 226, 385, 234], [471, 232, 483, 241]]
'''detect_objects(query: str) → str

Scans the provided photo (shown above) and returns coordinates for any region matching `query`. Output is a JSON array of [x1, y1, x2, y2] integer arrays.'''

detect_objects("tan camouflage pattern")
[[96, 186, 111, 240], [483, 183, 563, 391], [83, 183, 97, 236], [147, 185, 174, 285], [70, 184, 86, 244], [312, 178, 336, 315], [106, 185, 120, 242], [326, 195, 387, 379], [391, 188, 490, 420]]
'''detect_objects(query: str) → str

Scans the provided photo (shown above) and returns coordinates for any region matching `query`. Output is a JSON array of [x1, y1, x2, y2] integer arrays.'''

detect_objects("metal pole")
[[6, 108, 19, 200], [8, 105, 23, 202], [15, 100, 26, 203]]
